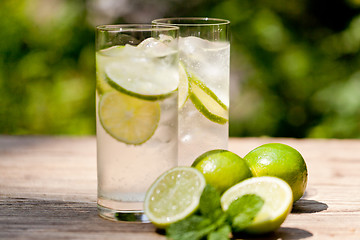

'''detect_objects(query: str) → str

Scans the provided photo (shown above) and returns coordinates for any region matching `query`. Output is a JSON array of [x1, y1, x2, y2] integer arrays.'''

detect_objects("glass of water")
[[152, 18, 230, 164], [95, 24, 179, 222]]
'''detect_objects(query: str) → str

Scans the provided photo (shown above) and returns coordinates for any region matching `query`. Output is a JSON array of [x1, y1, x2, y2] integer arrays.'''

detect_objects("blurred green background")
[[1, 0, 360, 138]]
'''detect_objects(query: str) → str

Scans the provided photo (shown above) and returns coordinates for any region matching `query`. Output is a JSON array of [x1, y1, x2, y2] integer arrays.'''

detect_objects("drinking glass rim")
[[96, 24, 179, 32], [152, 17, 230, 26]]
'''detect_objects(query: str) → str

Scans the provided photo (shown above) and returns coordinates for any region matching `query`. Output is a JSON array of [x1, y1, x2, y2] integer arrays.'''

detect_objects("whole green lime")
[[192, 149, 253, 193], [243, 143, 308, 202]]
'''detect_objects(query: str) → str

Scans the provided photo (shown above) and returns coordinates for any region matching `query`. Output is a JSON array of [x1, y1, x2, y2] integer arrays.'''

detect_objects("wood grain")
[[0, 136, 359, 239]]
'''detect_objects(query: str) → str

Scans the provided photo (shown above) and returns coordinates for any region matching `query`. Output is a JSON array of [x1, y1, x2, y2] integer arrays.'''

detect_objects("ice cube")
[[138, 37, 177, 57], [180, 36, 229, 54]]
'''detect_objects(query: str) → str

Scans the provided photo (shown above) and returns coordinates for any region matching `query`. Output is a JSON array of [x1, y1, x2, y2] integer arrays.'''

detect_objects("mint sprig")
[[166, 184, 264, 240]]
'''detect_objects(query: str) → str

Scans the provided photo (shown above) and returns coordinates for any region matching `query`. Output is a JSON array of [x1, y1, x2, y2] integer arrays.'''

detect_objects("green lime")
[[189, 75, 228, 124], [144, 167, 206, 228], [99, 91, 160, 145], [221, 176, 293, 234], [191, 150, 252, 193], [243, 143, 308, 202], [178, 62, 189, 109]]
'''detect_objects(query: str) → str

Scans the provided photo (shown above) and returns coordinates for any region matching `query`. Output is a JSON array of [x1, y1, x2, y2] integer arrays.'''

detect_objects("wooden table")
[[0, 136, 359, 239]]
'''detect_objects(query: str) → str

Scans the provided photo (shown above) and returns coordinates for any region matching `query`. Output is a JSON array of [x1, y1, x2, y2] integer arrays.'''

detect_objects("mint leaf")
[[166, 214, 213, 240], [208, 224, 231, 240], [166, 211, 229, 240], [226, 194, 264, 232], [166, 185, 230, 240], [199, 184, 222, 219]]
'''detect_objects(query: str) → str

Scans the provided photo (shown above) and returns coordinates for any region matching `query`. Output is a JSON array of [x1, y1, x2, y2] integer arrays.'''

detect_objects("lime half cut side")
[[105, 61, 178, 101], [221, 176, 293, 234], [189, 75, 228, 124], [99, 91, 160, 145], [144, 167, 206, 228]]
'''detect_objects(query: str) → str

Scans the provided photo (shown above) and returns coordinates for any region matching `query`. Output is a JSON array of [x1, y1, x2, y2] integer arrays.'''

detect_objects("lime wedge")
[[144, 167, 206, 228], [189, 75, 228, 124], [178, 62, 189, 109], [99, 91, 160, 145], [221, 176, 293, 234]]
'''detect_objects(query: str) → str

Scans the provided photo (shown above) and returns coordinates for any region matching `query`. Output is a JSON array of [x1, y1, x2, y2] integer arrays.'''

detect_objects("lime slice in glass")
[[105, 62, 178, 100], [99, 91, 160, 145], [102, 43, 178, 100], [144, 167, 206, 228], [221, 176, 293, 234], [178, 62, 189, 109], [189, 75, 228, 124], [96, 46, 126, 94], [96, 73, 113, 95]]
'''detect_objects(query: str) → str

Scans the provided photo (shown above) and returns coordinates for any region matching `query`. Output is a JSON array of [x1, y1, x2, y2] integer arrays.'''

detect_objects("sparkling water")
[[178, 36, 230, 163], [96, 38, 178, 217]]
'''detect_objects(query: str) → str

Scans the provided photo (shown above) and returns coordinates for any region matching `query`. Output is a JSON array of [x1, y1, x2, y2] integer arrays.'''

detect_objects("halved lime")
[[99, 91, 160, 145], [178, 62, 189, 109], [221, 176, 293, 234], [189, 75, 228, 124], [144, 167, 206, 228]]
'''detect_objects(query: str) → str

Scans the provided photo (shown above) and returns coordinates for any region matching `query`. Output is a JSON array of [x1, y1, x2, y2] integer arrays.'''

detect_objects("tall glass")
[[152, 18, 230, 164], [95, 25, 179, 222]]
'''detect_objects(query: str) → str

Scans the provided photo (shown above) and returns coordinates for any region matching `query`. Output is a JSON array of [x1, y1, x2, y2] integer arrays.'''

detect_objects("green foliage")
[[0, 0, 95, 134], [211, 0, 360, 138], [1, 0, 360, 137]]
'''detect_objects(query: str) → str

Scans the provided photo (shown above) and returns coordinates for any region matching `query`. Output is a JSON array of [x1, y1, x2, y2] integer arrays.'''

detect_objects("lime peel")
[[243, 143, 308, 202], [192, 149, 253, 194]]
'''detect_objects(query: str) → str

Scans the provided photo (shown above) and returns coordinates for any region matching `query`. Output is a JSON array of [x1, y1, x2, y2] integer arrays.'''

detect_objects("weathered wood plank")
[[0, 136, 97, 202], [0, 136, 359, 239], [0, 197, 160, 240]]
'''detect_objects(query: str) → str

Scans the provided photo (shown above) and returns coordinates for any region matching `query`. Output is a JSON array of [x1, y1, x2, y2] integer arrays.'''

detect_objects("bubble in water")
[[181, 134, 192, 142]]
